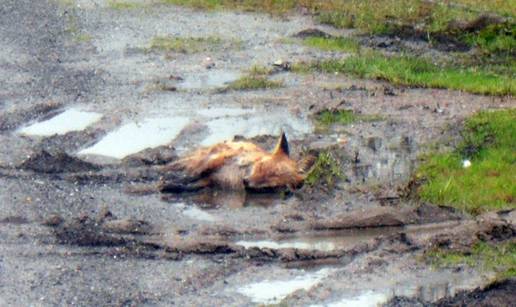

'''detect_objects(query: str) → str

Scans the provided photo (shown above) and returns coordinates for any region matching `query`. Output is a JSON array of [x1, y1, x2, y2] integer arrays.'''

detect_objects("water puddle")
[[177, 70, 240, 90], [78, 117, 189, 159], [201, 112, 312, 146], [237, 268, 333, 304], [182, 206, 217, 222], [236, 228, 400, 252], [18, 108, 102, 136], [315, 269, 488, 306]]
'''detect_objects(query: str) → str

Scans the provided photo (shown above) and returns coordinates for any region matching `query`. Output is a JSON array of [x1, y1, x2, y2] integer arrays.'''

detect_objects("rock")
[[293, 28, 333, 39]]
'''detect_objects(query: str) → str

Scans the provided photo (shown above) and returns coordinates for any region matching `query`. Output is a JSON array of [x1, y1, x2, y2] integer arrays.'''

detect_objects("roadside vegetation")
[[294, 51, 515, 96], [427, 241, 516, 279], [161, 0, 514, 96], [415, 109, 515, 214]]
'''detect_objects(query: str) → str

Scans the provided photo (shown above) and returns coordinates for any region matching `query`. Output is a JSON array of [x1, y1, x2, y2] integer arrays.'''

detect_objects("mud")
[[1, 0, 515, 306]]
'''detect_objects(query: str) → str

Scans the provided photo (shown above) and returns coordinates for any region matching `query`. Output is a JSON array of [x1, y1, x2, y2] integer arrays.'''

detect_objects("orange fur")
[[160, 133, 313, 192]]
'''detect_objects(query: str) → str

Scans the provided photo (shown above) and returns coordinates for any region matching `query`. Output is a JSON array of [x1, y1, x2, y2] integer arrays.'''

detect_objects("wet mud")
[[1, 0, 515, 306]]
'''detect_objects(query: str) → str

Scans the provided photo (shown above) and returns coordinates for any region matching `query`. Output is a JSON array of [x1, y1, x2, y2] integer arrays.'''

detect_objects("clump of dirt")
[[0, 101, 62, 131], [293, 28, 334, 39], [121, 145, 177, 167], [18, 150, 100, 173]]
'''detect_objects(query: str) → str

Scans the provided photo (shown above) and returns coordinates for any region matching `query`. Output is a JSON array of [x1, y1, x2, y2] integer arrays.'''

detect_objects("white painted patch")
[[78, 117, 189, 159], [183, 206, 216, 222], [19, 108, 102, 136], [237, 268, 332, 304], [236, 240, 337, 252]]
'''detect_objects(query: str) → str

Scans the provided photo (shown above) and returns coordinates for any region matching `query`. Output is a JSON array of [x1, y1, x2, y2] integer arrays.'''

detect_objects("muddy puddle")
[[317, 270, 489, 307], [176, 70, 240, 90], [18, 108, 102, 136], [236, 228, 398, 252], [237, 268, 334, 304]]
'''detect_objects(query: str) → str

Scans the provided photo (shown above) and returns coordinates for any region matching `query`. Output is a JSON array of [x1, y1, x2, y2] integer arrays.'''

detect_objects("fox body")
[[159, 133, 314, 193]]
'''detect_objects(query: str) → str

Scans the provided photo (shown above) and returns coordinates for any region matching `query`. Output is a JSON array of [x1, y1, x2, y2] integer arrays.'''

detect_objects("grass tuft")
[[148, 36, 234, 54], [305, 150, 344, 189], [302, 36, 360, 53], [416, 109, 516, 214], [427, 241, 516, 279], [224, 75, 282, 91]]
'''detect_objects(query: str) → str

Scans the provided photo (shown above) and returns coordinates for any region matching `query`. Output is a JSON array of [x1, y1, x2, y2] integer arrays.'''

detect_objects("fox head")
[[245, 132, 316, 191]]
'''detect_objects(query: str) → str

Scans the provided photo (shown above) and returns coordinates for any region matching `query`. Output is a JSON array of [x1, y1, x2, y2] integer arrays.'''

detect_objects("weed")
[[427, 241, 516, 279], [304, 150, 344, 188], [416, 109, 516, 214]]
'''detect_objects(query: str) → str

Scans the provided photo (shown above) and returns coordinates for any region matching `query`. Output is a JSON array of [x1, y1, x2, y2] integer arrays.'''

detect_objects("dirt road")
[[1, 1, 514, 306]]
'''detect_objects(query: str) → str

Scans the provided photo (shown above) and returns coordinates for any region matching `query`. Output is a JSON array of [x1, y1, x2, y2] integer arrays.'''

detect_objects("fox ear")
[[272, 132, 290, 156], [298, 154, 317, 174]]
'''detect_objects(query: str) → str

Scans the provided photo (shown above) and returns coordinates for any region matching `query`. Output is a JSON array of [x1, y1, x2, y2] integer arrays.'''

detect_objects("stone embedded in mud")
[[312, 207, 416, 230], [18, 108, 102, 136], [19, 150, 100, 173], [293, 28, 333, 39]]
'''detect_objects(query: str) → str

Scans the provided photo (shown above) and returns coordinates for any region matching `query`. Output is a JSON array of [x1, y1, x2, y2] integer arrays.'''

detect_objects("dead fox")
[[159, 133, 315, 193]]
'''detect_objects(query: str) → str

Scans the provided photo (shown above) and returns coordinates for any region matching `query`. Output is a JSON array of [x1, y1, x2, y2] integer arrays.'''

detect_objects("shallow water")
[[237, 268, 334, 304], [18, 108, 102, 136], [78, 117, 189, 159], [236, 228, 400, 252], [177, 70, 240, 90], [201, 112, 312, 146], [182, 206, 217, 222]]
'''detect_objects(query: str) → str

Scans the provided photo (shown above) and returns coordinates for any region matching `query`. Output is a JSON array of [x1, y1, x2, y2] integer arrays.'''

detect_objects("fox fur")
[[159, 133, 315, 193]]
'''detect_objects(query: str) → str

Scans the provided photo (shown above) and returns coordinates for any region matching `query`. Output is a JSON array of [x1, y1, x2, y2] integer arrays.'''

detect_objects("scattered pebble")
[[462, 159, 471, 168]]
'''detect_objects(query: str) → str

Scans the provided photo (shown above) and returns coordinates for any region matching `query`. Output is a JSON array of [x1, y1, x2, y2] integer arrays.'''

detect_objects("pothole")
[[18, 108, 102, 136]]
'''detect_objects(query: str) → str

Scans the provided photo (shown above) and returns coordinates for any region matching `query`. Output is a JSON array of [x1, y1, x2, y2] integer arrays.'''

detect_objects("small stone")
[[462, 160, 472, 168]]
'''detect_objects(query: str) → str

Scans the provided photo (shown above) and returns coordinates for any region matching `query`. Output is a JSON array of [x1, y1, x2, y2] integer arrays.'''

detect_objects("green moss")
[[427, 241, 516, 279], [148, 36, 235, 53], [294, 52, 515, 96], [302, 37, 360, 53], [305, 151, 344, 188], [416, 109, 516, 214]]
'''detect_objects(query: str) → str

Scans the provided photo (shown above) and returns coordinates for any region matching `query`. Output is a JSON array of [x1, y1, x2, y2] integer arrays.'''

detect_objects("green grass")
[[108, 0, 144, 9], [223, 75, 282, 91], [294, 52, 515, 96], [305, 150, 344, 188], [148, 36, 233, 53], [315, 109, 382, 129], [416, 109, 516, 214], [427, 241, 516, 279], [302, 37, 360, 53]]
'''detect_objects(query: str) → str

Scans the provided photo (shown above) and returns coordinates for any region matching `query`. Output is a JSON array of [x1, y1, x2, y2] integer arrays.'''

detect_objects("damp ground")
[[0, 1, 514, 306]]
